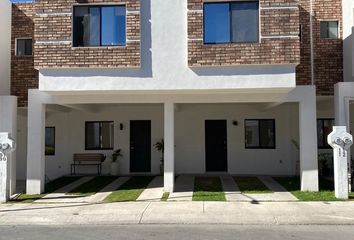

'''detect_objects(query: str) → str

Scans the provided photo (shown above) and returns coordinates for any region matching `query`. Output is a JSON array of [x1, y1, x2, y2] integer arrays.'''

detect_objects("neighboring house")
[[0, 0, 352, 195]]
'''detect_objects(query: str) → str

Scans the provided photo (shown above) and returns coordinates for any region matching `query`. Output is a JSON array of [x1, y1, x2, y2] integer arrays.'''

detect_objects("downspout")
[[310, 0, 315, 85]]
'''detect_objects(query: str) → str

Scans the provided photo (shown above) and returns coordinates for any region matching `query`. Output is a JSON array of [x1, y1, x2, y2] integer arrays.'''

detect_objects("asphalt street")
[[0, 224, 354, 240]]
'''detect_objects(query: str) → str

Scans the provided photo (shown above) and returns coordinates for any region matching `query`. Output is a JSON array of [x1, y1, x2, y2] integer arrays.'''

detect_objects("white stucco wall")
[[342, 0, 354, 82], [39, 0, 296, 93], [0, 0, 11, 95], [18, 103, 302, 179]]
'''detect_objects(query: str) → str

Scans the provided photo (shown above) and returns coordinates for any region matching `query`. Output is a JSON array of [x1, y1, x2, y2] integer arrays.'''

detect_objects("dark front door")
[[205, 120, 228, 172], [130, 120, 151, 172]]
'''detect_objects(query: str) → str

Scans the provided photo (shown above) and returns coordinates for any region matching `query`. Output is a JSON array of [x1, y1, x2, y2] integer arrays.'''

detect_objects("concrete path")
[[1, 202, 354, 225], [36, 176, 94, 203], [220, 176, 250, 201], [88, 177, 130, 203], [258, 176, 298, 201], [137, 176, 164, 202], [168, 175, 195, 201]]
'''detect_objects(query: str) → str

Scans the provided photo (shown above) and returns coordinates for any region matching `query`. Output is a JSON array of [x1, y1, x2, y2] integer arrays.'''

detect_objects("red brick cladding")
[[11, 3, 38, 107], [296, 0, 343, 95], [34, 0, 140, 69], [188, 0, 300, 66]]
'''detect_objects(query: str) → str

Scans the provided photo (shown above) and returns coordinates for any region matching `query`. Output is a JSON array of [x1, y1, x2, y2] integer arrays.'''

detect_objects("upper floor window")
[[320, 21, 339, 39], [16, 38, 32, 56], [73, 5, 126, 47], [203, 1, 259, 44], [317, 119, 334, 148]]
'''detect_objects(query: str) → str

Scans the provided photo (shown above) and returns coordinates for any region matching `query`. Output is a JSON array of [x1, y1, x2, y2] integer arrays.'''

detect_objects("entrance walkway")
[[168, 175, 195, 201]]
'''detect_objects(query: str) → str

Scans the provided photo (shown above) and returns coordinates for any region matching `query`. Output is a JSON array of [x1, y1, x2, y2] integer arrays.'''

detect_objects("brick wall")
[[11, 3, 38, 107], [296, 0, 343, 95], [34, 0, 141, 69], [188, 0, 301, 66]]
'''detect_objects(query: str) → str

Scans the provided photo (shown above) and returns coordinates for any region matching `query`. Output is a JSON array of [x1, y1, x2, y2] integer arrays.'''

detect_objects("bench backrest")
[[73, 154, 106, 163]]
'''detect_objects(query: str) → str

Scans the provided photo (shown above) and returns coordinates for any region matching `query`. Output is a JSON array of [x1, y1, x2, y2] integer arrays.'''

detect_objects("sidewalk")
[[1, 201, 354, 226]]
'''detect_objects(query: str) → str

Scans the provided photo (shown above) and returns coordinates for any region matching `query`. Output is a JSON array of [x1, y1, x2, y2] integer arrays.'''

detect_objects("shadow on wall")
[[40, 0, 153, 79]]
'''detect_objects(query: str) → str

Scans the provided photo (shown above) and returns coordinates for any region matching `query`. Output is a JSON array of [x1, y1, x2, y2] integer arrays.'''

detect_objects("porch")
[[21, 86, 319, 195]]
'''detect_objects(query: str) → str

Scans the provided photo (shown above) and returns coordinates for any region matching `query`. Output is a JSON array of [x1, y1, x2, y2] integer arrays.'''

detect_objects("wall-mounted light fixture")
[[232, 121, 238, 126], [120, 123, 124, 130]]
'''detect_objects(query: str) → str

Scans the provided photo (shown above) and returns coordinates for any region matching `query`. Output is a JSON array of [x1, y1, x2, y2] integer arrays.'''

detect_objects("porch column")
[[298, 87, 319, 191], [26, 90, 46, 194], [0, 96, 17, 195], [164, 102, 175, 192]]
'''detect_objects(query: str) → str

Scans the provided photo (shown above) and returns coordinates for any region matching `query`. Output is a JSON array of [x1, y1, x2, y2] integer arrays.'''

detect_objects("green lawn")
[[67, 176, 118, 196], [105, 176, 154, 202], [161, 192, 170, 201], [193, 177, 226, 201], [234, 176, 272, 193], [274, 177, 354, 201], [9, 176, 81, 203]]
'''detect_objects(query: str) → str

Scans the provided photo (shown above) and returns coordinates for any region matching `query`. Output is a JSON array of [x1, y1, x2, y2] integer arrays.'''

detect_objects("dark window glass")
[[45, 127, 55, 156], [245, 119, 275, 149], [320, 21, 338, 39], [73, 5, 126, 47], [85, 122, 114, 150], [16, 39, 32, 56], [204, 1, 259, 44], [317, 119, 334, 148]]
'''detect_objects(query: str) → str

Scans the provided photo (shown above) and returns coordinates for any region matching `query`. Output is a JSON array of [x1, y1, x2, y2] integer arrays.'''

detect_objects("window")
[[317, 119, 334, 148], [73, 5, 126, 47], [245, 119, 275, 149], [85, 121, 114, 150], [320, 21, 339, 39], [203, 1, 259, 44], [16, 39, 32, 56], [45, 127, 55, 156]]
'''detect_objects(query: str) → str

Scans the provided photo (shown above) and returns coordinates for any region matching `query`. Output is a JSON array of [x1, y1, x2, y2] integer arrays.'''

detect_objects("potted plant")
[[110, 149, 122, 176], [154, 139, 164, 175]]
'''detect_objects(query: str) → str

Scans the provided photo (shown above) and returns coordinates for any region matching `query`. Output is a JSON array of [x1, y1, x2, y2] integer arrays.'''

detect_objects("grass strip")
[[161, 192, 170, 201], [105, 176, 154, 202], [9, 176, 81, 203], [67, 176, 118, 196], [193, 177, 226, 201], [234, 176, 272, 194], [274, 177, 354, 201]]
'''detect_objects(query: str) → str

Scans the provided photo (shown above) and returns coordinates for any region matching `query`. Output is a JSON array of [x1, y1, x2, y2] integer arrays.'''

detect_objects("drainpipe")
[[310, 0, 315, 85]]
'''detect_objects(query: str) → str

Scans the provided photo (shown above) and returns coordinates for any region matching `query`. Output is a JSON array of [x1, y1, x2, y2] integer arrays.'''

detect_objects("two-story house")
[[0, 0, 351, 195]]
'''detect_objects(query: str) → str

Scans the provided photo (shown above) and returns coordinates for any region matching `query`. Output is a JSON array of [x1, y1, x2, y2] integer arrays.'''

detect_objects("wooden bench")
[[71, 153, 106, 175]]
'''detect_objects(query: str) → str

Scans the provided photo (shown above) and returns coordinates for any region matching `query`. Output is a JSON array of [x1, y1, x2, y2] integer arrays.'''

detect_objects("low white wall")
[[0, 0, 11, 95]]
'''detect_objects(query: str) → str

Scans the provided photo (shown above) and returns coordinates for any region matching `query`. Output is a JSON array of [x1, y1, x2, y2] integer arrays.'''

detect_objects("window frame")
[[85, 121, 114, 150], [319, 20, 339, 39], [15, 38, 33, 57], [203, 1, 260, 45], [244, 119, 276, 149], [45, 127, 56, 156], [72, 4, 127, 48], [317, 118, 335, 149]]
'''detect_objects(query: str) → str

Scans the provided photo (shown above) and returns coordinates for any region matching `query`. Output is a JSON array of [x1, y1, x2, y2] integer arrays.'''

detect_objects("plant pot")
[[111, 162, 119, 176]]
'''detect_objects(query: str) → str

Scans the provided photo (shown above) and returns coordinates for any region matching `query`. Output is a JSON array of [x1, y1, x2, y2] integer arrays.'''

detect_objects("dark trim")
[[85, 121, 114, 150], [45, 127, 55, 156], [203, 1, 259, 45], [72, 5, 126, 47], [317, 118, 335, 149], [244, 119, 276, 149]]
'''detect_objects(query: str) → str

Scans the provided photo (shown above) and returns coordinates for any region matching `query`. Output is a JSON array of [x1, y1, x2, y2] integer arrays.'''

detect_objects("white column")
[[26, 90, 46, 194], [0, 96, 17, 196], [298, 88, 319, 191], [287, 86, 319, 191], [164, 102, 175, 192]]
